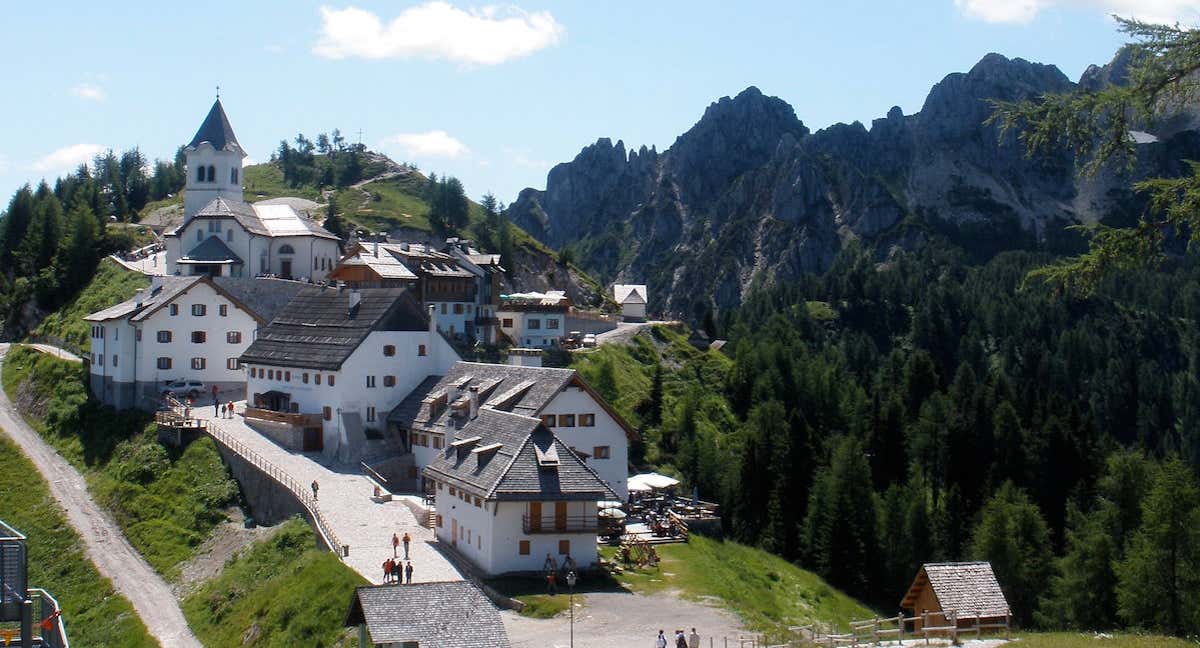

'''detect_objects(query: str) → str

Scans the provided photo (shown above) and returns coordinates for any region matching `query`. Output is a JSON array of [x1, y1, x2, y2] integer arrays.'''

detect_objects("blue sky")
[[0, 0, 1195, 208]]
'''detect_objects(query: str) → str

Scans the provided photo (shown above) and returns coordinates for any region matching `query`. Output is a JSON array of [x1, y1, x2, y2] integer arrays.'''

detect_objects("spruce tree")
[[1116, 457, 1200, 635]]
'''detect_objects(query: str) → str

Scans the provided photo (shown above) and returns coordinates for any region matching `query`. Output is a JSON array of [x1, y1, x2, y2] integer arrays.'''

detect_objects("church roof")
[[179, 235, 244, 265], [188, 99, 245, 155], [166, 197, 339, 241]]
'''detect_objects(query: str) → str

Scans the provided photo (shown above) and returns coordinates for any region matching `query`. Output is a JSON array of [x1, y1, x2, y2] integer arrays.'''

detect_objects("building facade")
[[613, 284, 648, 321], [85, 275, 303, 409], [497, 291, 569, 348], [239, 287, 459, 462]]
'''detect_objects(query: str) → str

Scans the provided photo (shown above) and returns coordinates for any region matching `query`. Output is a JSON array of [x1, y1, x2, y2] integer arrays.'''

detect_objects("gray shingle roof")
[[239, 287, 429, 370], [188, 99, 244, 155], [85, 275, 200, 322], [85, 276, 308, 326], [388, 362, 576, 430], [344, 581, 511, 648], [179, 235, 244, 264], [423, 409, 617, 501], [211, 277, 307, 324], [901, 562, 1011, 617], [166, 197, 339, 241]]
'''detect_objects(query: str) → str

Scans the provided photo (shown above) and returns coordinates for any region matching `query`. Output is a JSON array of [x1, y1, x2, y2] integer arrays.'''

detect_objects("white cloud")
[[954, 0, 1200, 25], [313, 2, 565, 65], [70, 83, 106, 102], [383, 130, 469, 158], [32, 144, 105, 173]]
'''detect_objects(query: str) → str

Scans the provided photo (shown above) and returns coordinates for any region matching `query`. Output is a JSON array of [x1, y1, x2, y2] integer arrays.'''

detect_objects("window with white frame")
[[191, 357, 206, 370], [157, 330, 172, 343], [226, 331, 241, 344], [366, 376, 376, 388], [191, 304, 206, 316], [156, 357, 172, 370], [226, 358, 239, 370], [366, 406, 376, 422]]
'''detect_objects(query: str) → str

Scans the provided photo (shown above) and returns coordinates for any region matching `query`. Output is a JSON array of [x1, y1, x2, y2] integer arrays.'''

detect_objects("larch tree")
[[989, 19, 1200, 294]]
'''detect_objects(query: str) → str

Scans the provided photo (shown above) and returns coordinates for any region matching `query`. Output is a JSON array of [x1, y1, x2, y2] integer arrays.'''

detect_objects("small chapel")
[[163, 98, 341, 281]]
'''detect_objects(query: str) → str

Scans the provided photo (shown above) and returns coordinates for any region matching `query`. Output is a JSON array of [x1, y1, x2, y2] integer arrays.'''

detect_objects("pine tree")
[[322, 197, 348, 244], [802, 435, 880, 599], [1116, 457, 1200, 635], [56, 200, 99, 293], [0, 186, 36, 276]]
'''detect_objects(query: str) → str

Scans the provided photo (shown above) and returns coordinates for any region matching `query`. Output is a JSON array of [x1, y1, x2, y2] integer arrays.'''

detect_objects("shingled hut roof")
[[900, 562, 1011, 617]]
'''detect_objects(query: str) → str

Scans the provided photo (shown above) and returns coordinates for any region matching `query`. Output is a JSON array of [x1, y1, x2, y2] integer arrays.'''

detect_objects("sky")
[[0, 0, 1196, 208]]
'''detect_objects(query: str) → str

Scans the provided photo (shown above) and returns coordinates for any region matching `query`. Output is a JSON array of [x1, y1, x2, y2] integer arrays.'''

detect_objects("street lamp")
[[566, 570, 578, 648]]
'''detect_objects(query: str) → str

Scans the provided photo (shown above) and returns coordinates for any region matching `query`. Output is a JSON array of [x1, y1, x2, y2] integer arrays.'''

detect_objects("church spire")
[[188, 98, 244, 156]]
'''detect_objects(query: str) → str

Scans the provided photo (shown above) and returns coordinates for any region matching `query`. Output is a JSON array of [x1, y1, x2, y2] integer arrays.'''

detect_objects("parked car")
[[162, 380, 205, 399], [582, 333, 598, 348], [563, 331, 583, 349]]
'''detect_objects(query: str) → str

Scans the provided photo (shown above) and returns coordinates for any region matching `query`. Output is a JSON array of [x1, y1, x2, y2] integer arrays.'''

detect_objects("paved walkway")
[[110, 251, 167, 276], [0, 345, 202, 648], [21, 343, 83, 363], [191, 404, 464, 585], [501, 590, 748, 648]]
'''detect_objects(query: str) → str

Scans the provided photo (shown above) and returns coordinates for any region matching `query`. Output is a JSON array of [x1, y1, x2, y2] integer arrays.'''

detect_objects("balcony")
[[243, 406, 323, 428], [522, 514, 598, 534]]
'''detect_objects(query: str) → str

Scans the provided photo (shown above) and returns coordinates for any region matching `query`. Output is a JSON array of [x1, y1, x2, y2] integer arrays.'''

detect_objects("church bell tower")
[[183, 97, 246, 218]]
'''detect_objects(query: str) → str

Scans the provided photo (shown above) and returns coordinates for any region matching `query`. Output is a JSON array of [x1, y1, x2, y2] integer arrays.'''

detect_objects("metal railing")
[[163, 396, 347, 558], [522, 514, 598, 534], [28, 588, 68, 648]]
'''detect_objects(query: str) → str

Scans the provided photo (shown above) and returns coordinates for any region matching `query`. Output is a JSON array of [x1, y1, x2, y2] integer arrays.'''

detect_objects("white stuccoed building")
[[613, 284, 648, 321], [422, 407, 618, 576], [238, 286, 459, 463], [84, 275, 305, 409], [164, 99, 341, 280]]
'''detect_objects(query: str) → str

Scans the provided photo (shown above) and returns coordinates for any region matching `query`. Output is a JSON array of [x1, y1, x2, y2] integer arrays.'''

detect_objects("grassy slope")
[[2, 346, 238, 579], [1015, 633, 1194, 647], [0, 435, 158, 648], [32, 259, 148, 351], [182, 518, 364, 648], [602, 536, 874, 635], [572, 324, 736, 465]]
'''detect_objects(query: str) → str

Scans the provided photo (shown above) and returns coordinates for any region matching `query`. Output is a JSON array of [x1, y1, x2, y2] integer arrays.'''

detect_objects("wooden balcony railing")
[[243, 407, 323, 428], [522, 514, 598, 534]]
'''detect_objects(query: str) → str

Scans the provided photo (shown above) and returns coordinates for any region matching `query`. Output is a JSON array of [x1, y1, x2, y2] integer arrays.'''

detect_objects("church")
[[163, 99, 341, 281]]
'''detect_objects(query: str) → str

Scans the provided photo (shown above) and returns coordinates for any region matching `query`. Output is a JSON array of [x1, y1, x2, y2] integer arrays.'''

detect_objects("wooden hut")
[[900, 562, 1011, 632]]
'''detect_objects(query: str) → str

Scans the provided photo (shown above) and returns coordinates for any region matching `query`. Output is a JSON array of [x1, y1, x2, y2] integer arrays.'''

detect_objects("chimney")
[[468, 385, 479, 420], [428, 304, 437, 335], [348, 289, 361, 315], [373, 238, 379, 257], [445, 413, 456, 451], [506, 348, 543, 368]]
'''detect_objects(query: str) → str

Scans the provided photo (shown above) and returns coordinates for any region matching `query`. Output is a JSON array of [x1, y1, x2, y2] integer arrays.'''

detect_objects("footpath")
[[0, 345, 203, 648], [191, 405, 464, 585]]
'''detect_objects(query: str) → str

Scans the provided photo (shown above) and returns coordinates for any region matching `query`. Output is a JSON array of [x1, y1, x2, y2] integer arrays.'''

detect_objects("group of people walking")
[[382, 531, 414, 584], [656, 628, 701, 648]]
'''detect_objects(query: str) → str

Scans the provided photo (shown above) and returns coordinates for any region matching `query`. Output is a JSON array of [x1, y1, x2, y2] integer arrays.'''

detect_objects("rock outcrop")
[[508, 50, 1200, 318]]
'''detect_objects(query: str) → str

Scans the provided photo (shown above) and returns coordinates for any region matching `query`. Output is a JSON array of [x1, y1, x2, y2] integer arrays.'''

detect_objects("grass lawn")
[[182, 518, 365, 648], [32, 259, 148, 351], [2, 347, 238, 579], [0, 435, 158, 648], [601, 535, 874, 635], [243, 163, 321, 201], [1015, 632, 1196, 647]]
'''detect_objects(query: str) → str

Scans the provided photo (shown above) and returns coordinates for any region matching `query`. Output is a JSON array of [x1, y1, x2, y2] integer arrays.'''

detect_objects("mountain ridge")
[[507, 49, 1200, 318]]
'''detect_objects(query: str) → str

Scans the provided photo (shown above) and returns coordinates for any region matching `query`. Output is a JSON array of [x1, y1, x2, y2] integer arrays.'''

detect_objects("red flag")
[[40, 608, 61, 631]]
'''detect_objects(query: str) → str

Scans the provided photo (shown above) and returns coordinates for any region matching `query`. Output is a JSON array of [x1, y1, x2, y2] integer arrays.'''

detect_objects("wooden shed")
[[900, 562, 1011, 632]]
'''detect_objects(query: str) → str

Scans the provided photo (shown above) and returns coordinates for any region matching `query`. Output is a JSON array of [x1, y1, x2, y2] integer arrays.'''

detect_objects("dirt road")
[[0, 344, 203, 648]]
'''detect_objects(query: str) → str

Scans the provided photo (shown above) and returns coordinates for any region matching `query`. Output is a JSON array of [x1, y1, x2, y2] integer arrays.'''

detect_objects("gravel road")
[[0, 344, 203, 648]]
